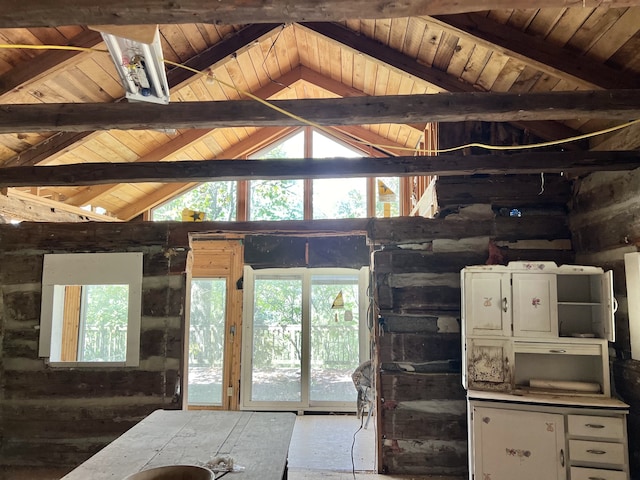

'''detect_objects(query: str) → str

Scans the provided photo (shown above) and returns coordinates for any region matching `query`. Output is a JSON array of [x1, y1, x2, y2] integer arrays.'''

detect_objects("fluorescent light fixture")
[[95, 25, 170, 105]]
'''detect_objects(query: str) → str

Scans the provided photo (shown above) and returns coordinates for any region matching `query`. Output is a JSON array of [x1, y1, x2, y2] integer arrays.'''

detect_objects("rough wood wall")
[[0, 223, 189, 469], [570, 167, 640, 476], [374, 147, 574, 474]]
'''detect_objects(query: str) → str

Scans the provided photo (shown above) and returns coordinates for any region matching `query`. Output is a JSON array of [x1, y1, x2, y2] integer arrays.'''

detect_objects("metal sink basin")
[[123, 465, 214, 480]]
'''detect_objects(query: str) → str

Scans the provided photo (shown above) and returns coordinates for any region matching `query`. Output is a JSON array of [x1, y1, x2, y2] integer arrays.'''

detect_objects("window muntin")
[[39, 252, 142, 367]]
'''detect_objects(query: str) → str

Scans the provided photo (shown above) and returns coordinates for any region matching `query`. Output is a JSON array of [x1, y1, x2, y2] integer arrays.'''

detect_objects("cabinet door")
[[464, 272, 511, 336], [466, 338, 511, 391], [513, 273, 558, 337], [601, 270, 616, 342], [472, 407, 566, 480]]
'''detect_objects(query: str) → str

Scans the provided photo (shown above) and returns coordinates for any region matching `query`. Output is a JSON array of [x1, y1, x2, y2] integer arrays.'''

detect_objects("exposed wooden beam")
[[2, 23, 283, 168], [0, 189, 119, 222], [64, 68, 303, 209], [68, 126, 297, 209], [299, 22, 584, 146], [2, 1, 640, 28], [3, 90, 639, 133], [0, 28, 104, 98], [430, 13, 639, 90], [3, 151, 639, 188], [114, 124, 414, 220]]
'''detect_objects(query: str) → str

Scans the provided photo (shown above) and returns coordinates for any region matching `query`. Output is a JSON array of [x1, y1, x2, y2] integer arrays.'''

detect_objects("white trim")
[[240, 266, 370, 411], [39, 252, 143, 367]]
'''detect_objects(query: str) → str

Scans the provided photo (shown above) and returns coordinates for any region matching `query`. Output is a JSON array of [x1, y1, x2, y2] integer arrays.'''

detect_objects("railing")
[[81, 326, 127, 362], [252, 323, 359, 368]]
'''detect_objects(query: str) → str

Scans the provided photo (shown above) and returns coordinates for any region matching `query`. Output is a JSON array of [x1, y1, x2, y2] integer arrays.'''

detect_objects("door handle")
[[560, 448, 565, 467], [585, 423, 605, 429], [586, 449, 607, 455], [502, 297, 508, 312]]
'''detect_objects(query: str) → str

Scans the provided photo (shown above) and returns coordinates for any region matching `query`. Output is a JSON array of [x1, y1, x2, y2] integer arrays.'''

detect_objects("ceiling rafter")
[[430, 13, 639, 90], [2, 1, 640, 28], [0, 28, 104, 98], [297, 22, 585, 148], [3, 89, 638, 132], [63, 66, 304, 208], [114, 122, 412, 221], [2, 23, 284, 168]]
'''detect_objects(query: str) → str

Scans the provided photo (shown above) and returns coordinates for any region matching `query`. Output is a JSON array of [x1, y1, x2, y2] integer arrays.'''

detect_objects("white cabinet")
[[462, 263, 615, 342], [463, 272, 511, 336], [463, 263, 629, 480], [468, 397, 630, 480], [472, 405, 566, 480], [462, 263, 616, 397]]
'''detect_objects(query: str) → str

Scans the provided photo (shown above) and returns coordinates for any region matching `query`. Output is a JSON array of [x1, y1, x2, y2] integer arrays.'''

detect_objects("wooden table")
[[62, 410, 296, 480]]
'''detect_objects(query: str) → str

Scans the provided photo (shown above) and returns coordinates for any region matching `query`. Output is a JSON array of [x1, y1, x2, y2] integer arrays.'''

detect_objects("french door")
[[241, 266, 370, 411]]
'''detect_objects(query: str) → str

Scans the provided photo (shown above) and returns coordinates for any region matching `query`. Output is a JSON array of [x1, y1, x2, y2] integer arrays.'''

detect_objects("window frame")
[[39, 252, 143, 367]]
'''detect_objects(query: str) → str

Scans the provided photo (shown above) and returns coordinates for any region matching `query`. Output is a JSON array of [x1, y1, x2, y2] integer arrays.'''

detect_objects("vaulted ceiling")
[[1, 2, 640, 222]]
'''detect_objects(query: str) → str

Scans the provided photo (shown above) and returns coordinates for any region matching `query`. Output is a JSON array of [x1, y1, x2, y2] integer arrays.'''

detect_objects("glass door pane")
[[188, 278, 227, 406], [310, 274, 360, 403], [251, 276, 303, 402]]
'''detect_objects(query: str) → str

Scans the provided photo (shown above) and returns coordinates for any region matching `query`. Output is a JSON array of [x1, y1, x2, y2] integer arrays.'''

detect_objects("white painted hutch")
[[461, 262, 629, 480]]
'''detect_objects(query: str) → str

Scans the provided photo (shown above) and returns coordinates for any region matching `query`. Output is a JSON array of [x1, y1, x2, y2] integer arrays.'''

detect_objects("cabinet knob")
[[560, 448, 565, 467], [548, 349, 566, 353], [502, 297, 508, 313], [585, 423, 605, 429], [588, 477, 606, 480]]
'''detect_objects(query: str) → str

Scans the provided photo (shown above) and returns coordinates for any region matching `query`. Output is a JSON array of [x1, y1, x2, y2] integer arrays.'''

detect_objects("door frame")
[[184, 238, 244, 410], [240, 265, 370, 412]]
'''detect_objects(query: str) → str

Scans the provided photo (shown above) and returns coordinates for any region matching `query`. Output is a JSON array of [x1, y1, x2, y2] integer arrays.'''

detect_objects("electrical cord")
[[1, 42, 639, 155]]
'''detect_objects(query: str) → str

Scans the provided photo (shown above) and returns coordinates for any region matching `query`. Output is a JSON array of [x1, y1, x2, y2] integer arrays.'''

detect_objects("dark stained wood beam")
[[298, 22, 585, 148], [2, 90, 639, 133], [430, 13, 639, 90], [2, 1, 640, 27], [2, 151, 639, 188], [63, 68, 304, 209], [113, 125, 406, 220], [2, 23, 283, 168]]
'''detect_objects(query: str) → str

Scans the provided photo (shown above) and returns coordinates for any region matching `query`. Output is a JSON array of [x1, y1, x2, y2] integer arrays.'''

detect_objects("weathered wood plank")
[[432, 13, 639, 89], [2, 151, 640, 187], [370, 215, 570, 245], [0, 29, 103, 97], [383, 405, 467, 440], [2, 370, 173, 399], [0, 189, 118, 222], [381, 439, 467, 476], [3, 89, 640, 133], [379, 332, 461, 363], [3, 1, 640, 27], [3, 25, 283, 169], [437, 173, 572, 207], [380, 371, 465, 401], [301, 22, 583, 146]]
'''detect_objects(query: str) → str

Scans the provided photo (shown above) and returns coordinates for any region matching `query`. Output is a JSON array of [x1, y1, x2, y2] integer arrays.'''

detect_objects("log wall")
[[373, 171, 574, 475], [0, 222, 189, 469], [569, 168, 640, 475]]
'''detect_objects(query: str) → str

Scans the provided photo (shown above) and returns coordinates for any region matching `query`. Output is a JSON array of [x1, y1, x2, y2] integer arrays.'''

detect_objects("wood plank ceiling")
[[0, 4, 639, 221]]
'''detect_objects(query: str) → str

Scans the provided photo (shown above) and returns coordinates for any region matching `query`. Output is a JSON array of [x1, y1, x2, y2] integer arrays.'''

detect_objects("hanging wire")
[[1, 42, 639, 156]]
